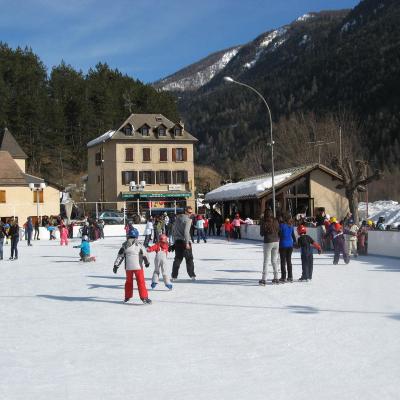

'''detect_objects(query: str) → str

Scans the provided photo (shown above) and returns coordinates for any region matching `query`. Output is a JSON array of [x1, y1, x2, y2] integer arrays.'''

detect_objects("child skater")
[[147, 234, 173, 290], [113, 228, 152, 304], [73, 235, 96, 262], [296, 225, 321, 282], [223, 218, 233, 241], [60, 224, 69, 246]]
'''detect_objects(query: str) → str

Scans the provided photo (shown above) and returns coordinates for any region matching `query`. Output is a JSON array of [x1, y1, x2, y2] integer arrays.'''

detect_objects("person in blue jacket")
[[279, 214, 296, 282], [73, 235, 95, 262]]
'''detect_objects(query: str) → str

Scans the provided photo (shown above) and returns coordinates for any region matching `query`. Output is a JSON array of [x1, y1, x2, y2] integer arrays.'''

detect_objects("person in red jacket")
[[223, 218, 233, 241], [147, 234, 172, 290], [296, 225, 322, 281]]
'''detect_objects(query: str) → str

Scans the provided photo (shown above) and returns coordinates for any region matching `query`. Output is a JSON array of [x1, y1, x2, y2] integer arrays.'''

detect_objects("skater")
[[60, 224, 69, 246], [98, 219, 105, 239], [34, 217, 41, 240], [345, 219, 358, 258], [26, 217, 33, 246], [73, 235, 95, 262], [279, 214, 296, 283], [143, 217, 154, 247], [223, 218, 233, 241], [47, 224, 56, 240], [232, 214, 245, 239], [4, 221, 10, 245], [9, 219, 20, 260], [0, 221, 5, 260], [113, 228, 152, 304], [215, 213, 223, 236], [357, 221, 369, 255], [195, 215, 207, 243], [259, 209, 280, 285], [147, 234, 172, 290], [296, 225, 322, 281], [171, 206, 196, 281], [328, 217, 350, 264]]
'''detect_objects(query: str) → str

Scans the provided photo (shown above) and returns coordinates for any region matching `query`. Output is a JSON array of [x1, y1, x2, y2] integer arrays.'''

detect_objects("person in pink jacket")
[[60, 225, 69, 246], [231, 214, 245, 239]]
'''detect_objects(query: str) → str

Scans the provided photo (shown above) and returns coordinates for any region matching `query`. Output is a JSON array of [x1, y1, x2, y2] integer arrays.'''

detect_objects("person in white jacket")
[[345, 219, 359, 258], [143, 217, 154, 247]]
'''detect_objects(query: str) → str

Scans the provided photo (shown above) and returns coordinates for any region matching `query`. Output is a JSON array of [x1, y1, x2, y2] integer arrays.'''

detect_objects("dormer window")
[[140, 124, 150, 136], [174, 126, 183, 136], [123, 124, 133, 136], [157, 125, 167, 137]]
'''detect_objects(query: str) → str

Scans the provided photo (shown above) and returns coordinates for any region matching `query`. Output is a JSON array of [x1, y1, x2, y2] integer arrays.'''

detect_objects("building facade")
[[86, 114, 197, 214], [0, 128, 60, 223]]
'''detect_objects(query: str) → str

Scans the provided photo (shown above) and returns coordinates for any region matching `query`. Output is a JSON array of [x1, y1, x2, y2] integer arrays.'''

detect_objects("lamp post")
[[129, 180, 146, 217], [223, 76, 276, 217], [29, 182, 46, 223]]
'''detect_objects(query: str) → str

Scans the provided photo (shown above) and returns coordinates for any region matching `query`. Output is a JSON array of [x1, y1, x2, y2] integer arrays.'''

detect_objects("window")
[[121, 171, 137, 185], [173, 170, 188, 184], [95, 152, 101, 166], [0, 190, 5, 203], [125, 148, 134, 162], [123, 125, 133, 136], [158, 126, 166, 136], [174, 127, 182, 136], [33, 191, 44, 203], [173, 148, 187, 162], [142, 148, 151, 162], [157, 171, 171, 184], [139, 171, 155, 184], [159, 148, 168, 162], [140, 125, 150, 136]]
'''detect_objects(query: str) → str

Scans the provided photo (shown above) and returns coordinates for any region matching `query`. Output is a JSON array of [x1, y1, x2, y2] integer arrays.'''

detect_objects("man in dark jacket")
[[26, 217, 33, 246], [0, 222, 5, 260], [171, 206, 196, 280], [9, 219, 20, 260]]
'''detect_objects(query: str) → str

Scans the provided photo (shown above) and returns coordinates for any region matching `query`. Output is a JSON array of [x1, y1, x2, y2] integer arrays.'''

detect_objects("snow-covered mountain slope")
[[153, 46, 240, 92]]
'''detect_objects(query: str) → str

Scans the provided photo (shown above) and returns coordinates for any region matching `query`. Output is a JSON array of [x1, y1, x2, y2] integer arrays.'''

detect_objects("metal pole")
[[36, 190, 39, 224], [339, 126, 342, 165], [226, 78, 276, 217], [95, 202, 98, 219], [137, 198, 140, 214], [174, 200, 177, 215], [123, 201, 126, 225]]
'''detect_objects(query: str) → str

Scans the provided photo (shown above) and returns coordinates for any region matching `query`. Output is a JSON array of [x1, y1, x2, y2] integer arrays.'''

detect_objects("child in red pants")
[[113, 228, 152, 304], [60, 225, 69, 246]]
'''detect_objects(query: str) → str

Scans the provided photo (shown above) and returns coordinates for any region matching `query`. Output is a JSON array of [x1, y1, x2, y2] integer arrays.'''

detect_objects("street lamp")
[[223, 76, 276, 217], [129, 181, 146, 218], [29, 182, 46, 224]]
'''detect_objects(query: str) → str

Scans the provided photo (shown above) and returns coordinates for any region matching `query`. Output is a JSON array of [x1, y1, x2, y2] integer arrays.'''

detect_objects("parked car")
[[98, 211, 124, 224]]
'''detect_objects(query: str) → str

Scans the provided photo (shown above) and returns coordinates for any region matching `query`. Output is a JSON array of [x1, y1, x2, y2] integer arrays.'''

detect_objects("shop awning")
[[121, 192, 192, 200]]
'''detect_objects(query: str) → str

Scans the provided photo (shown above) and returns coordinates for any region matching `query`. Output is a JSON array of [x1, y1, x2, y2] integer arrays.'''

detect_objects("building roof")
[[87, 114, 197, 148], [205, 164, 342, 202], [0, 151, 28, 185], [0, 128, 28, 159]]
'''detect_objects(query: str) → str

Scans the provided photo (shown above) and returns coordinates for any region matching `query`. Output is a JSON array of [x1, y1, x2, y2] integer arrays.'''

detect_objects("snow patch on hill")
[[359, 201, 400, 227]]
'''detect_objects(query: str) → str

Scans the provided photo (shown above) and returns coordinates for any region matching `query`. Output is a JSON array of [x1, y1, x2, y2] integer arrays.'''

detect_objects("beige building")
[[205, 164, 349, 220], [0, 128, 61, 223], [86, 114, 197, 214]]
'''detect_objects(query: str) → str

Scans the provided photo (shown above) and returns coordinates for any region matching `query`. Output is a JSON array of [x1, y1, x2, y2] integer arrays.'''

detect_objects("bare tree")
[[331, 157, 382, 224]]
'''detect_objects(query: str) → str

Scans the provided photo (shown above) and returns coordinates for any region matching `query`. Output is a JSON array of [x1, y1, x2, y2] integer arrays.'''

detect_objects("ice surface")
[[1, 237, 399, 400]]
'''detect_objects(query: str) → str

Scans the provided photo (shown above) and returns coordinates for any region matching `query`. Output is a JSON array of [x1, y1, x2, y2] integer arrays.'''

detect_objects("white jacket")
[[144, 221, 153, 236]]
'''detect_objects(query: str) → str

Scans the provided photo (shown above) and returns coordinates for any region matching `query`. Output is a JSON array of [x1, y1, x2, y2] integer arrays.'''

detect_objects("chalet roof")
[[205, 164, 342, 202], [0, 151, 28, 185], [87, 114, 197, 148], [0, 128, 28, 159]]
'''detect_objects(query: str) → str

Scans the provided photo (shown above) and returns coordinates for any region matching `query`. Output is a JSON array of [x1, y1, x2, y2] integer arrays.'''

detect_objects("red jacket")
[[224, 222, 233, 232], [147, 242, 169, 254]]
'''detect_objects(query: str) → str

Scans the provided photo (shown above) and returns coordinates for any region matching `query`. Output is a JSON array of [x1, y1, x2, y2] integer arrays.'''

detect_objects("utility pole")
[[339, 126, 343, 165], [308, 140, 335, 164]]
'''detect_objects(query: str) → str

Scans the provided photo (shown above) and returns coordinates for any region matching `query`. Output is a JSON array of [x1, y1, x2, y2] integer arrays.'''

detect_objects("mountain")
[[154, 0, 400, 199], [153, 46, 241, 92]]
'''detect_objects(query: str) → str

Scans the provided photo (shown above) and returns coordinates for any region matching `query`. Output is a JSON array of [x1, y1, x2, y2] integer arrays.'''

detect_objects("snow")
[[359, 200, 400, 227], [1, 237, 400, 400], [87, 130, 115, 148], [244, 28, 287, 69], [205, 172, 293, 202], [160, 47, 240, 91], [296, 13, 315, 22]]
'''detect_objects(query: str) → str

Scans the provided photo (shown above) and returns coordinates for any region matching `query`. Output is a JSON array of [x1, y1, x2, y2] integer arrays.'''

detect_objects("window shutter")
[[168, 171, 172, 184], [172, 171, 177, 184], [184, 171, 188, 183], [172, 149, 176, 162], [139, 171, 144, 182], [183, 148, 187, 161], [0, 190, 6, 203], [39, 191, 44, 203], [150, 171, 155, 184], [156, 171, 160, 184]]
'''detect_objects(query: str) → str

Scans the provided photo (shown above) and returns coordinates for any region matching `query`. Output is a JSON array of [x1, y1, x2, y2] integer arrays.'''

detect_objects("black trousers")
[[172, 240, 195, 278], [11, 236, 19, 258], [301, 254, 313, 280], [34, 227, 40, 240], [279, 247, 293, 279], [27, 230, 32, 246], [234, 226, 241, 239]]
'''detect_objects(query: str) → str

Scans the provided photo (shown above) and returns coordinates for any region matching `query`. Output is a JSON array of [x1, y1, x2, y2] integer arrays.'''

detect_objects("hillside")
[[155, 0, 400, 198]]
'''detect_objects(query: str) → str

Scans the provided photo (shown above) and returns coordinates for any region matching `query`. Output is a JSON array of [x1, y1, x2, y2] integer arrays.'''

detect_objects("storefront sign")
[[168, 184, 182, 191]]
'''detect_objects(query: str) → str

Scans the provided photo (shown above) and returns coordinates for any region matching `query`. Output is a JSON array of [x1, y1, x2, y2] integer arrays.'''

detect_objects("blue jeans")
[[197, 228, 206, 243], [11, 236, 19, 259]]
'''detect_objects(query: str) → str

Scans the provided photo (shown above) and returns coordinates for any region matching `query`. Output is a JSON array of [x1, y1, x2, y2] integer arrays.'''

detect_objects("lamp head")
[[223, 76, 234, 83], [29, 183, 35, 190]]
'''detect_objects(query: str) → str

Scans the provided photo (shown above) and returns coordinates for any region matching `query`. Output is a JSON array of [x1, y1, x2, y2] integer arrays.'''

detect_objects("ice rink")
[[1, 236, 399, 400]]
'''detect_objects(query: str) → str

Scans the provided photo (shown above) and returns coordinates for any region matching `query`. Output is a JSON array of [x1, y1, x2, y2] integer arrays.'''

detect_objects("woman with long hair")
[[259, 209, 280, 285]]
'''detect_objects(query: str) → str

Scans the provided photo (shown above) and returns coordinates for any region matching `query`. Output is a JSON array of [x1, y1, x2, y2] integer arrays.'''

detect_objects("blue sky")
[[1, 0, 360, 83]]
